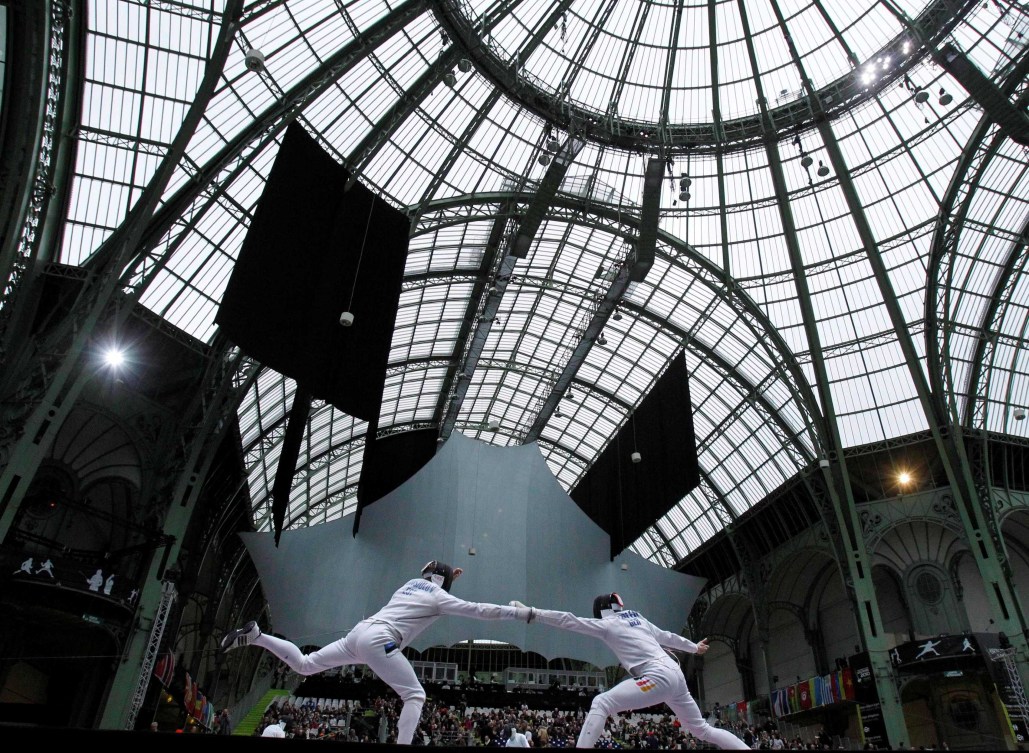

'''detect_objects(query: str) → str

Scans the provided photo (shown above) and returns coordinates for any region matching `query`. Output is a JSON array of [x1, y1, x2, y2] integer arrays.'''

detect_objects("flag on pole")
[[153, 653, 175, 687]]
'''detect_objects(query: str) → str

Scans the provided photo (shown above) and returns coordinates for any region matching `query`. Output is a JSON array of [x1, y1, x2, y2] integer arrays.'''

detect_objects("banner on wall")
[[889, 634, 983, 672], [857, 702, 890, 749]]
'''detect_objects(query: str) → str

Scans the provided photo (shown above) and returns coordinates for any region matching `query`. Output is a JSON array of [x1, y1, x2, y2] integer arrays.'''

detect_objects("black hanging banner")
[[216, 123, 409, 421], [857, 702, 889, 750], [571, 352, 699, 558]]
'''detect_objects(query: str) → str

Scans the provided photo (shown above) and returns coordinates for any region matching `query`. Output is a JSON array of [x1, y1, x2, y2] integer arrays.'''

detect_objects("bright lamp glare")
[[104, 349, 125, 367], [898, 471, 912, 486]]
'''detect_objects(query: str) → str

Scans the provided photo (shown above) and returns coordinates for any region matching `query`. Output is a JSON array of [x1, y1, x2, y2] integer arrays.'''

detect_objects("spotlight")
[[898, 471, 913, 486], [443, 71, 457, 87], [538, 153, 552, 166], [458, 58, 472, 73], [612, 311, 623, 321], [104, 348, 125, 368], [244, 48, 266, 72], [596, 334, 607, 346], [801, 155, 813, 169], [679, 177, 692, 190], [1015, 407, 1026, 421], [817, 161, 830, 177], [914, 89, 930, 104], [468, 546, 477, 555], [631, 451, 642, 464], [678, 191, 690, 202], [339, 311, 355, 327], [620, 563, 629, 571], [938, 88, 953, 106], [487, 419, 500, 432], [819, 458, 830, 469]]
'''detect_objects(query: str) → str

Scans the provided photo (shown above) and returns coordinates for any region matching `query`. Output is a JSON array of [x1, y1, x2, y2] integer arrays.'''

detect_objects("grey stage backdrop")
[[241, 432, 707, 669]]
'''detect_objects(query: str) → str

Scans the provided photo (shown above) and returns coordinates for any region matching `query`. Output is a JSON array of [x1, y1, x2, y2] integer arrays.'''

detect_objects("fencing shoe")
[[221, 620, 260, 651]]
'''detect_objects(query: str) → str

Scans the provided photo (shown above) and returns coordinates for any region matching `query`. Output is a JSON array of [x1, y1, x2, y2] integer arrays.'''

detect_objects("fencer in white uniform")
[[515, 593, 749, 750], [221, 560, 532, 745]]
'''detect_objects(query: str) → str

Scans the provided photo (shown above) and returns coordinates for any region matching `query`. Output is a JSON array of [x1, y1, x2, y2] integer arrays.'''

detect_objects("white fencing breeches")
[[576, 660, 749, 750], [254, 620, 425, 744]]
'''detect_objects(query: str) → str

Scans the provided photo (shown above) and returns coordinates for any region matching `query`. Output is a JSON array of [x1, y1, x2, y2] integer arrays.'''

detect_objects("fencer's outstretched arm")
[[514, 606, 609, 638], [437, 591, 534, 622]]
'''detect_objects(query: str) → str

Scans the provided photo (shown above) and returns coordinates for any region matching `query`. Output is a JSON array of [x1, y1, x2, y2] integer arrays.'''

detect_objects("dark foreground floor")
[[0, 726, 400, 750], [1, 726, 655, 752]]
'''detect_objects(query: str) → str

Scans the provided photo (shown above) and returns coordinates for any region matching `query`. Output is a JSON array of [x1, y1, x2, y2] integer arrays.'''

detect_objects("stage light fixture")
[[244, 49, 266, 72]]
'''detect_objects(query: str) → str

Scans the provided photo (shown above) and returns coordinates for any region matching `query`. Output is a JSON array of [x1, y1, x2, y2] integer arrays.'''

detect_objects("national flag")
[[787, 684, 798, 712], [841, 666, 855, 700], [821, 674, 834, 705], [153, 653, 175, 687], [811, 676, 823, 707], [736, 700, 747, 719], [829, 671, 841, 702], [799, 680, 813, 710], [776, 688, 790, 717], [184, 672, 195, 712], [194, 690, 205, 718]]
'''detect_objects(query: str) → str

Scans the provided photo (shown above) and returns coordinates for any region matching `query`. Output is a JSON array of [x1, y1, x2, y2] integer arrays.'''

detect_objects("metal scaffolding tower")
[[989, 646, 1029, 744], [125, 580, 178, 730]]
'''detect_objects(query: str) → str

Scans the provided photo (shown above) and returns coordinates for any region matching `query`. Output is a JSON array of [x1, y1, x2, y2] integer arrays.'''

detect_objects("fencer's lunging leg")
[[576, 709, 610, 748], [362, 630, 427, 745], [667, 692, 750, 750], [576, 677, 643, 748], [395, 691, 426, 745], [252, 633, 345, 675]]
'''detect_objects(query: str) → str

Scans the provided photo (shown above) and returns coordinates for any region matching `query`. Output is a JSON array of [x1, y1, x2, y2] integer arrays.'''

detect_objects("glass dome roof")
[[58, 0, 1029, 565]]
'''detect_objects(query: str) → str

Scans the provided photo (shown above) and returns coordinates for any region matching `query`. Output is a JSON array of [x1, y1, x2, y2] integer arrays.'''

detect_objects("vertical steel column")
[[734, 0, 908, 743]]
